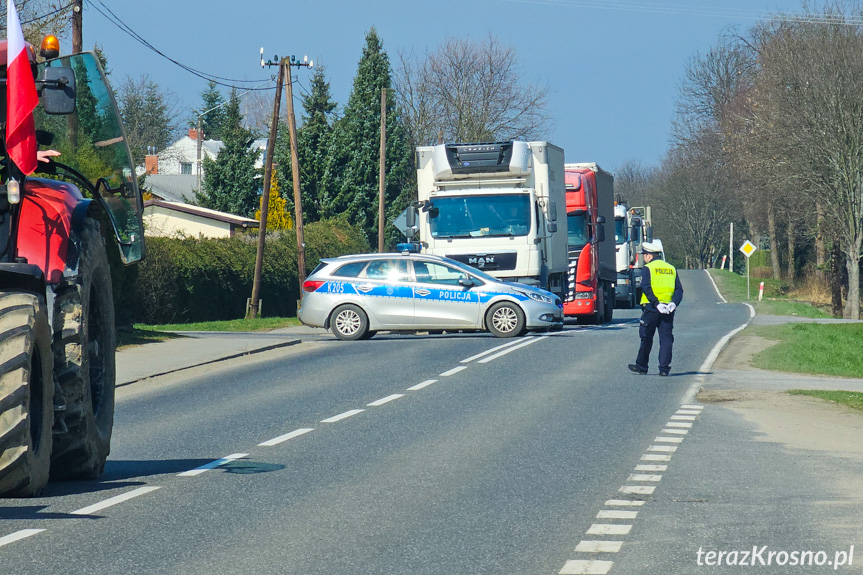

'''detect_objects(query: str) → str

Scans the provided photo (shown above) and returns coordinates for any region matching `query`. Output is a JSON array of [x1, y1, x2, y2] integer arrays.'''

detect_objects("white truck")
[[612, 204, 654, 306], [410, 141, 568, 298]]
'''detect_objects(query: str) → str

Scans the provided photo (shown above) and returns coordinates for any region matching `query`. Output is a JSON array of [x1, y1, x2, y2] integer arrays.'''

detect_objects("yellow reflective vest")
[[640, 260, 677, 305]]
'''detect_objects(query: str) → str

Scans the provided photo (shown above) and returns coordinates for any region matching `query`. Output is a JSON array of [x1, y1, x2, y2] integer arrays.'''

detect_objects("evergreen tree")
[[199, 89, 260, 216], [255, 171, 293, 230], [118, 75, 179, 166], [275, 66, 338, 223], [323, 29, 415, 247], [193, 81, 226, 140]]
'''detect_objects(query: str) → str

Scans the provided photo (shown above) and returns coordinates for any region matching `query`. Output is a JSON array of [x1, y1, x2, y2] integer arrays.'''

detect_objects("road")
[[1, 270, 805, 574]]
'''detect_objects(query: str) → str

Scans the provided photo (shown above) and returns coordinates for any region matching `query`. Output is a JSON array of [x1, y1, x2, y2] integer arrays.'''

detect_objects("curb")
[[116, 339, 302, 387]]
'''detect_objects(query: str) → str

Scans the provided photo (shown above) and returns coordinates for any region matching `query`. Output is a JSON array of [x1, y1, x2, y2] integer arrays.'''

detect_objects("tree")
[[192, 81, 226, 140], [613, 160, 656, 206], [395, 34, 550, 147], [2, 1, 72, 44], [255, 171, 292, 230], [323, 28, 414, 247], [117, 75, 181, 166], [198, 89, 260, 216], [275, 66, 338, 223]]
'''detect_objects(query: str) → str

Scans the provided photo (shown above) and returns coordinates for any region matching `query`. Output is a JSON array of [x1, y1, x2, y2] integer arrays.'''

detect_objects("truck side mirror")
[[41, 66, 76, 115], [646, 225, 653, 242], [548, 201, 558, 222], [406, 205, 417, 228], [595, 215, 606, 243], [547, 222, 557, 233]]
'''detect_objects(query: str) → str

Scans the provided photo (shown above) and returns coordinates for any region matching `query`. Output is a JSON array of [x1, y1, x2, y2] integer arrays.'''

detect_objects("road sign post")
[[739, 240, 757, 299]]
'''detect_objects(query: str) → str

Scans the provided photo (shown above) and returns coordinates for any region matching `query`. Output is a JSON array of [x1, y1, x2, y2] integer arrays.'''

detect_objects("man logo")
[[469, 255, 494, 268]]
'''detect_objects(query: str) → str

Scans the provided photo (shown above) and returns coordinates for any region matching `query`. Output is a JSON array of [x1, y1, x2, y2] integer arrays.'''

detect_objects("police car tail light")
[[303, 280, 326, 293]]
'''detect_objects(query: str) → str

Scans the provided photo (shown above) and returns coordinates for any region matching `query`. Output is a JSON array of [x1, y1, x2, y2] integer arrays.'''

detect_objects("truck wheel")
[[0, 293, 54, 497], [50, 220, 116, 480], [486, 302, 525, 338], [330, 304, 369, 341], [604, 282, 615, 323]]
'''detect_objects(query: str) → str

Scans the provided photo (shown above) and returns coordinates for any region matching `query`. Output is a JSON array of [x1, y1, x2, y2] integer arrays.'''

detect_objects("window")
[[412, 261, 470, 286], [364, 259, 409, 281], [333, 261, 367, 278], [180, 162, 192, 175]]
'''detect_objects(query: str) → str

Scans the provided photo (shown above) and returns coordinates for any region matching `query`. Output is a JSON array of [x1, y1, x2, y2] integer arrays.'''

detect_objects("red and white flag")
[[5, 0, 38, 175]]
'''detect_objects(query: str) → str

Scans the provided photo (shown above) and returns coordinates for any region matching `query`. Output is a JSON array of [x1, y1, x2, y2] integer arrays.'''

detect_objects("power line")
[[0, 0, 77, 29], [499, 0, 863, 26], [89, 0, 273, 89]]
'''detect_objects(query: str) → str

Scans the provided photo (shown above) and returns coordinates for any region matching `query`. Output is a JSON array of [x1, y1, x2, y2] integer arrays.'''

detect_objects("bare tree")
[[2, 1, 72, 44], [613, 160, 656, 206], [395, 34, 550, 147]]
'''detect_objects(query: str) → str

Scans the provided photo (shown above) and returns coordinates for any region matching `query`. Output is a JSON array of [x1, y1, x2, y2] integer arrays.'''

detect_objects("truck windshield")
[[568, 213, 588, 249], [430, 194, 531, 238], [615, 218, 626, 245]]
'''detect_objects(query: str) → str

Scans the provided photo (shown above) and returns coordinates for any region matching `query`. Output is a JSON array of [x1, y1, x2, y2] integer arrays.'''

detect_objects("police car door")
[[411, 261, 480, 327], [356, 259, 414, 328]]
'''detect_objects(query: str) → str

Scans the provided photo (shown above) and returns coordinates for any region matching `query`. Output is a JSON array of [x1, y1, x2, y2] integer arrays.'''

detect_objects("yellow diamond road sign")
[[740, 240, 757, 258]]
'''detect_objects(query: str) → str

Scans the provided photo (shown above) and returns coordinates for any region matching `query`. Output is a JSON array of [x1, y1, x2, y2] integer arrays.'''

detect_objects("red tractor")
[[0, 38, 145, 496]]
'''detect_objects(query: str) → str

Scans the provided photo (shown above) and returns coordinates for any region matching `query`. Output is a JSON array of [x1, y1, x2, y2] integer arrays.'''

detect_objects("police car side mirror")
[[458, 277, 474, 288]]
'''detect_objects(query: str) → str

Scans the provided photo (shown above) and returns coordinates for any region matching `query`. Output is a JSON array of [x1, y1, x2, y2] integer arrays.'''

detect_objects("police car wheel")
[[487, 302, 525, 338], [331, 304, 369, 341]]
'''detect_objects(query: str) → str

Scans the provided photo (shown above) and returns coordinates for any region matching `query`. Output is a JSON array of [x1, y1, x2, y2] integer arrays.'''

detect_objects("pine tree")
[[275, 66, 338, 224], [194, 81, 226, 140], [255, 171, 293, 230], [199, 89, 260, 216], [323, 28, 415, 247]]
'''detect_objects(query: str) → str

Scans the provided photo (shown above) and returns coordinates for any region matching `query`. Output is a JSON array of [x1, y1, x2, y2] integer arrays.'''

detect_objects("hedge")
[[127, 216, 369, 324]]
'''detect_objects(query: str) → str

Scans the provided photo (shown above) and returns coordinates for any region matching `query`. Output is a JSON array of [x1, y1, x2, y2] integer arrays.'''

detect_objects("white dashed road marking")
[[71, 486, 161, 515], [559, 559, 615, 574], [258, 427, 314, 447], [666, 421, 693, 428], [605, 499, 645, 507], [587, 524, 633, 536], [654, 436, 683, 443], [368, 394, 404, 406], [575, 541, 623, 553], [321, 409, 364, 423], [662, 428, 688, 435], [670, 415, 696, 421], [641, 453, 672, 462], [627, 474, 662, 482], [0, 529, 45, 548], [407, 379, 437, 391], [439, 366, 467, 377], [647, 445, 677, 453], [635, 464, 667, 472], [619, 485, 656, 495], [179, 453, 248, 477], [460, 338, 526, 363], [597, 510, 638, 520]]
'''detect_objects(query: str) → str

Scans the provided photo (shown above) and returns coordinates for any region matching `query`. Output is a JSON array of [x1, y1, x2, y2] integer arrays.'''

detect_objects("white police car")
[[298, 252, 564, 340]]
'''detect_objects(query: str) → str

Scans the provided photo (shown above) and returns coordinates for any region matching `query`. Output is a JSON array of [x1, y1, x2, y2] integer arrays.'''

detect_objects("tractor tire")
[[0, 293, 54, 497], [50, 220, 116, 480]]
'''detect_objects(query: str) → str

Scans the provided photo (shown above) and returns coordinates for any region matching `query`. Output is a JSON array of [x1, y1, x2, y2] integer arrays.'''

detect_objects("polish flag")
[[5, 0, 39, 175]]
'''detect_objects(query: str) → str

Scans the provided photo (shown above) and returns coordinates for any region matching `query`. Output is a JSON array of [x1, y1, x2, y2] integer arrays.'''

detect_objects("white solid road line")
[[439, 365, 467, 377], [368, 394, 404, 407], [559, 559, 614, 574], [0, 529, 45, 548], [258, 427, 314, 447], [178, 453, 248, 477], [478, 336, 547, 364], [407, 379, 437, 391], [71, 486, 161, 515], [460, 338, 527, 363], [575, 540, 623, 553], [321, 409, 364, 423]]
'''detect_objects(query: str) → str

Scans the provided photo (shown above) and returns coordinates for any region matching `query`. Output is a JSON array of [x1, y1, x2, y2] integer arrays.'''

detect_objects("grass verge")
[[707, 269, 831, 318], [744, 323, 863, 378], [787, 389, 863, 411], [135, 316, 301, 333], [117, 328, 182, 349]]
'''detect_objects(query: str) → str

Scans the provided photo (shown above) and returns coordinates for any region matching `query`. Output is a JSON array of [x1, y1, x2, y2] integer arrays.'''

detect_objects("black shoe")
[[628, 364, 648, 375], [659, 370, 670, 377]]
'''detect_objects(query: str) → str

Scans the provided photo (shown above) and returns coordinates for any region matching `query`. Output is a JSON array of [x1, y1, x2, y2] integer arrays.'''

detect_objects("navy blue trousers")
[[635, 308, 674, 372]]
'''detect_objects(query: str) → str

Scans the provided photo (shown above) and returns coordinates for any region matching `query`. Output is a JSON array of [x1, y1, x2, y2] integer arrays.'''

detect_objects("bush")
[[129, 216, 369, 324]]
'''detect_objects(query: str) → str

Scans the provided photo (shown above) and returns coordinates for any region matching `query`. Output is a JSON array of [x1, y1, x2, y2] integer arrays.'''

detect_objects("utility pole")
[[284, 55, 313, 298], [72, 0, 83, 53], [729, 222, 734, 274], [248, 54, 285, 319], [378, 86, 387, 253]]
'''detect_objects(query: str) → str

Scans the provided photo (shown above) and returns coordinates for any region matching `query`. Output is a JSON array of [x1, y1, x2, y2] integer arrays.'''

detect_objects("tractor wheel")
[[50, 220, 116, 480], [0, 293, 54, 497]]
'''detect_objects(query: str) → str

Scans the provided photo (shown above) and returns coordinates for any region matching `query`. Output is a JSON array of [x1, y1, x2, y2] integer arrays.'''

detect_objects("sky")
[[77, 0, 807, 173]]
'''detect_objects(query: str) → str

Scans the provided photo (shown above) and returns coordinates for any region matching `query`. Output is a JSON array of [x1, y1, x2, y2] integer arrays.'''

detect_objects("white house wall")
[[143, 205, 234, 238]]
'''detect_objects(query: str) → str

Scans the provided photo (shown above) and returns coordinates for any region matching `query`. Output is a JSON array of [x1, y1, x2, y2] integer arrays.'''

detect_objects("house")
[[143, 199, 259, 238]]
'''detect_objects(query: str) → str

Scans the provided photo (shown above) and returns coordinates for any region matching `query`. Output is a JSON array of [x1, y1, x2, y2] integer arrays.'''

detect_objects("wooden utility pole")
[[285, 65, 307, 296], [72, 0, 83, 53], [378, 87, 387, 253], [248, 60, 285, 319]]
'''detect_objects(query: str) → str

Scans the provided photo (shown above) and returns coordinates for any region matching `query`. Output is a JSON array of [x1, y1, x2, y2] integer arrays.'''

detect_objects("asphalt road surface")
[[2, 270, 767, 574]]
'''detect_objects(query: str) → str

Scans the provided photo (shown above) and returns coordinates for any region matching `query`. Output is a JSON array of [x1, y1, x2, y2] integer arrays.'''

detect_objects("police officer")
[[628, 241, 683, 376]]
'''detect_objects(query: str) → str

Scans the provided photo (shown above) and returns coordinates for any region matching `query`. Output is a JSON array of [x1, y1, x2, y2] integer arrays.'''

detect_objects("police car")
[[298, 252, 564, 340]]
